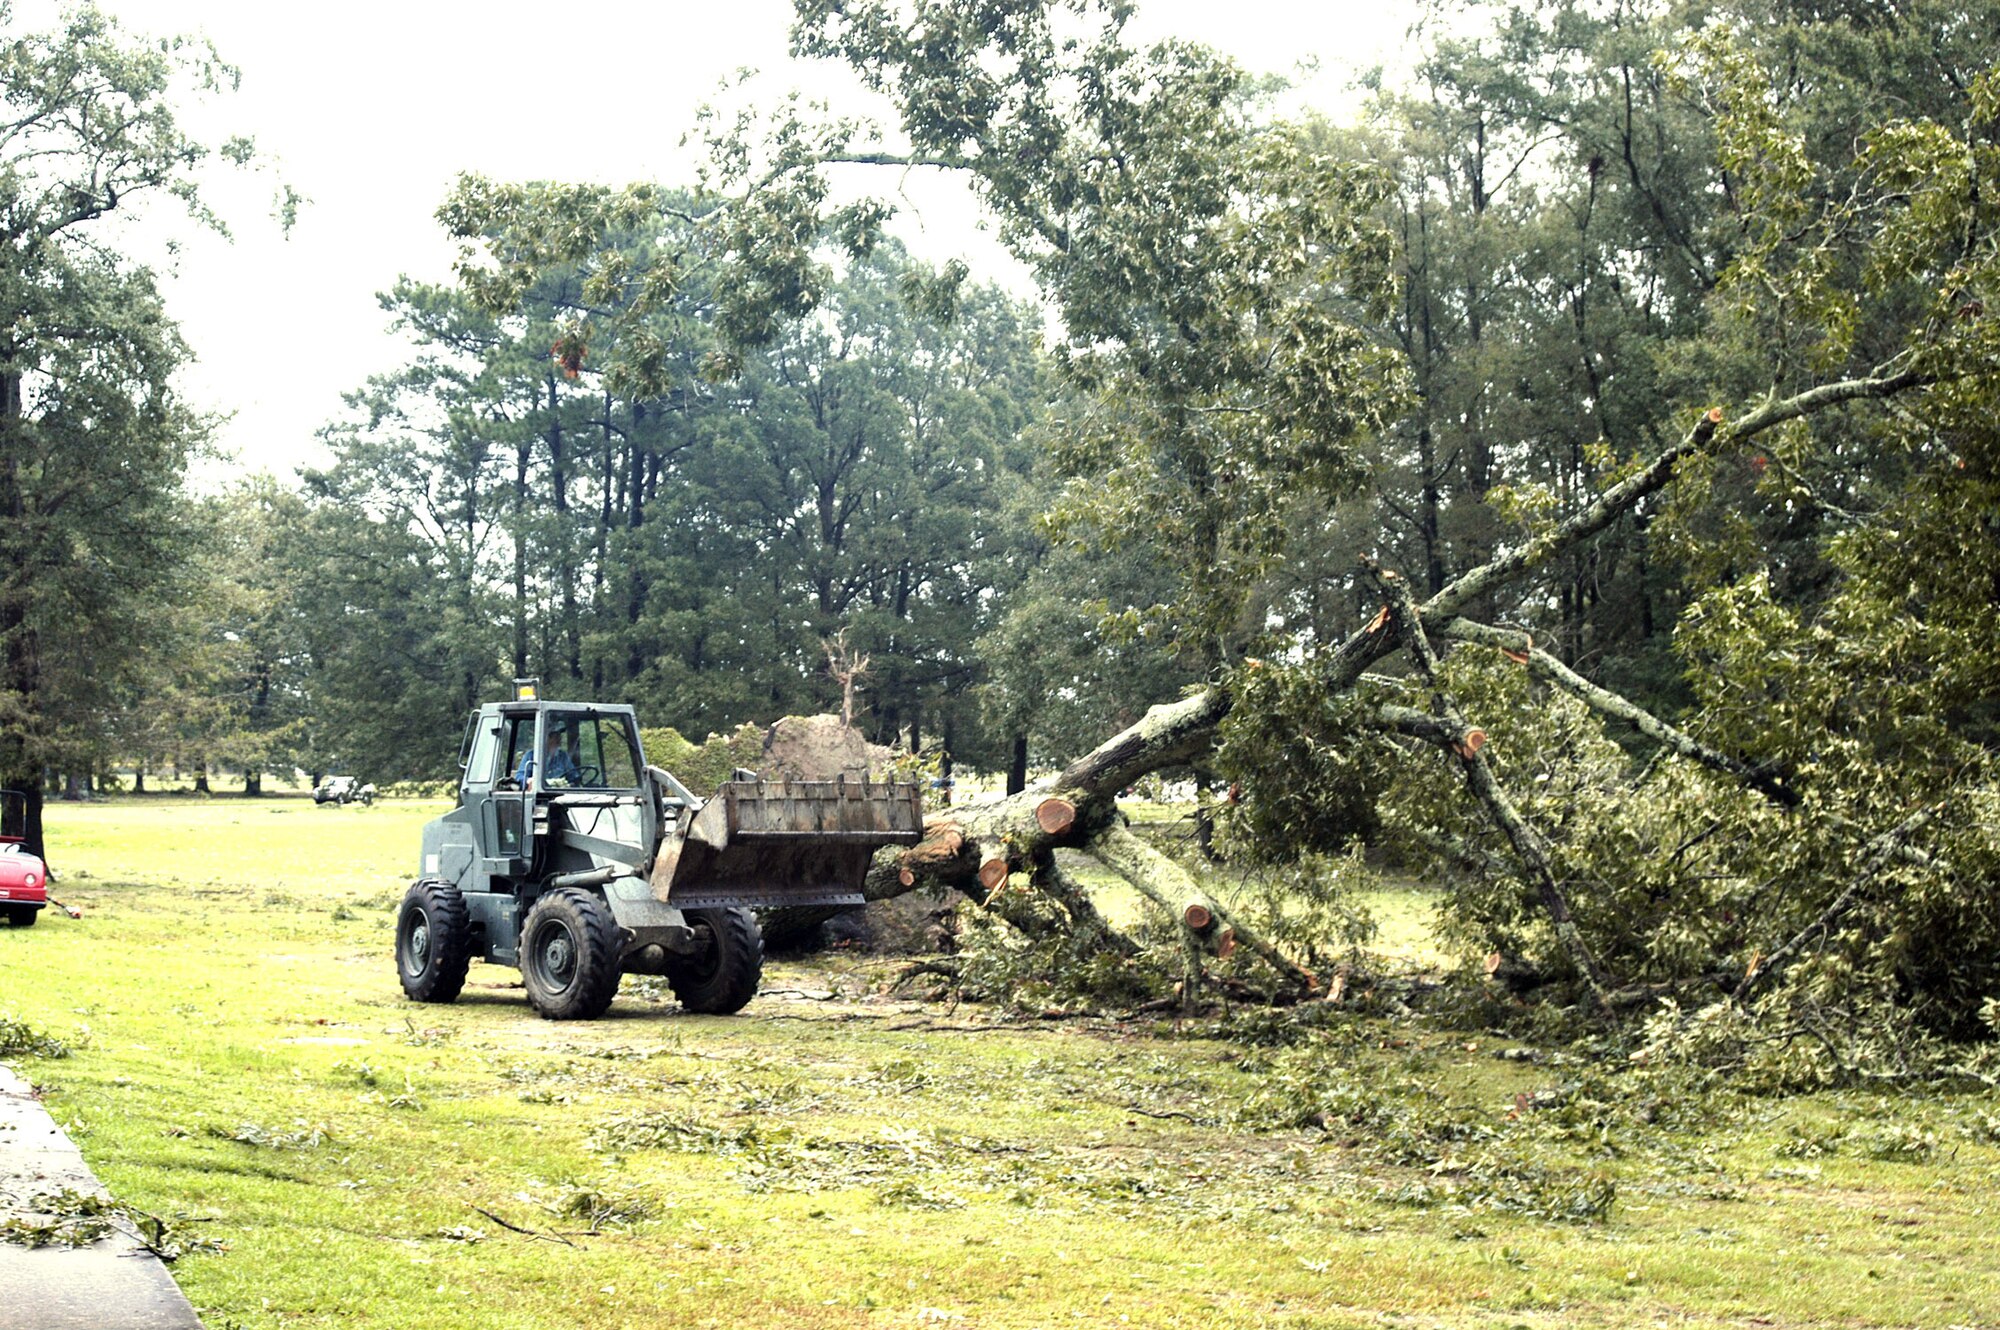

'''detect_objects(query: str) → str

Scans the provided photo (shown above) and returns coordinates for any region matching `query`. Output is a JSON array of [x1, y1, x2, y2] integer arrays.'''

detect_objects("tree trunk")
[[0, 369, 45, 859], [17, 783, 44, 866], [937, 712, 953, 804], [1193, 802, 1220, 862], [512, 434, 531, 678], [1006, 734, 1028, 795], [853, 687, 1317, 998]]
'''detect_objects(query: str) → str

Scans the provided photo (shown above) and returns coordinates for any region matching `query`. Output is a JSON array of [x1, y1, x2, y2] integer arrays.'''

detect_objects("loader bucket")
[[649, 776, 924, 911]]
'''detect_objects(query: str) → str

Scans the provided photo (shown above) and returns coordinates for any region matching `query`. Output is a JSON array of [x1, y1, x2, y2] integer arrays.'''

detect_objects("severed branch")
[[1368, 560, 1615, 1012], [1087, 819, 1320, 998], [1087, 819, 1224, 942], [1440, 619, 1799, 806], [1086, 818, 1215, 1007]]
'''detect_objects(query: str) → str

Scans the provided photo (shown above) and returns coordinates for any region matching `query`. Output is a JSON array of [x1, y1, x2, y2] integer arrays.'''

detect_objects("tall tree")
[[0, 3, 251, 852], [304, 230, 1045, 770]]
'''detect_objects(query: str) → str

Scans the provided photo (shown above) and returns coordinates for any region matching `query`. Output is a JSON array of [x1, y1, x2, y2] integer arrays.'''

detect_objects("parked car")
[[313, 775, 375, 806], [0, 789, 47, 926]]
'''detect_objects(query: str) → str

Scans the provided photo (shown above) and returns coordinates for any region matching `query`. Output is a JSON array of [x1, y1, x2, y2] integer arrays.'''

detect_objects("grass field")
[[3, 797, 1999, 1328]]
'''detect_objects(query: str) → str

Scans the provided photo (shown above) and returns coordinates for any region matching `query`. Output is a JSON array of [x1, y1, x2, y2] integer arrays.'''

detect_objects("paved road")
[[0, 1064, 206, 1329]]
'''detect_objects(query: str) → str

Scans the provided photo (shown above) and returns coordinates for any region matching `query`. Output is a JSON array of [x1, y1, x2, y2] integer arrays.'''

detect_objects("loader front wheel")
[[397, 880, 470, 1003], [521, 888, 623, 1020], [667, 907, 764, 1015]]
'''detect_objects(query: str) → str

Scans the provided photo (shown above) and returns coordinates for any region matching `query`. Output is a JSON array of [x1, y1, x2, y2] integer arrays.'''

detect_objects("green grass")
[[2, 796, 1998, 1328]]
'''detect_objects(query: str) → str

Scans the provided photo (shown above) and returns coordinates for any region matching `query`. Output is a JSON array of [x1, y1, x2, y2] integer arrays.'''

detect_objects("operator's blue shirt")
[[516, 745, 581, 784]]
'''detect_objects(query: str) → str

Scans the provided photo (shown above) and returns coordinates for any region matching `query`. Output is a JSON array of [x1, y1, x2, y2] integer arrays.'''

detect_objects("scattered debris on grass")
[[0, 1014, 72, 1059], [206, 1121, 329, 1150], [554, 1184, 656, 1232], [0, 1187, 224, 1261]]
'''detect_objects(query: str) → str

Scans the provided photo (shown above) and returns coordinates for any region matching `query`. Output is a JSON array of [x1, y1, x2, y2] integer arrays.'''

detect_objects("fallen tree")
[[857, 375, 1931, 1009]]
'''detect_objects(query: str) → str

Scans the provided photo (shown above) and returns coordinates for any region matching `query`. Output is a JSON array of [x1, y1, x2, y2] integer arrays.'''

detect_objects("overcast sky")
[[18, 0, 1412, 480]]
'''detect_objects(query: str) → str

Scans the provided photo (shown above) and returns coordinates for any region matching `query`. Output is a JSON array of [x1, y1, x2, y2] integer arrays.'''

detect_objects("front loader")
[[395, 684, 922, 1020]]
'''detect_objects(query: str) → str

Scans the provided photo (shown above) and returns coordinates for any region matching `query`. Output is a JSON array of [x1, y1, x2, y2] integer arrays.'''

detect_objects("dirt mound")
[[760, 714, 893, 780], [749, 715, 939, 955]]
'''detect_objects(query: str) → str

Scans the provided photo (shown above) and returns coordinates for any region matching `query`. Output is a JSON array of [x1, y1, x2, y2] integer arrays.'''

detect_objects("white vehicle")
[[313, 775, 375, 806]]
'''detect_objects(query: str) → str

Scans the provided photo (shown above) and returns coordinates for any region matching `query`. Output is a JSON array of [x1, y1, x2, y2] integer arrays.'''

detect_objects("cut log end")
[[903, 827, 966, 868], [1034, 796, 1077, 836], [898, 867, 916, 888], [1214, 926, 1237, 958], [1451, 729, 1488, 760], [977, 857, 1011, 892], [1182, 902, 1214, 933]]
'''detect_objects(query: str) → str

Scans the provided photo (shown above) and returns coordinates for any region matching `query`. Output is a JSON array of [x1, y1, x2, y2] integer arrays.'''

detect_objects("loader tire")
[[7, 904, 39, 927], [397, 880, 470, 1003], [521, 888, 623, 1020], [667, 907, 764, 1015]]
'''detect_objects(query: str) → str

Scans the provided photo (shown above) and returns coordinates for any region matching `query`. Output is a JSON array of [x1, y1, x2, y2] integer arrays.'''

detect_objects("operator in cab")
[[516, 718, 582, 787]]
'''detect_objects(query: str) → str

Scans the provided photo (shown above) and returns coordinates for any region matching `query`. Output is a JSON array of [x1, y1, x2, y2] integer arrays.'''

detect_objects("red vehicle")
[[0, 790, 47, 927]]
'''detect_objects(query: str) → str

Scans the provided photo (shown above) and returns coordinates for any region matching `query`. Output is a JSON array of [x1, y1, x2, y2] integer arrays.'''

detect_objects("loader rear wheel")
[[397, 880, 470, 1003], [667, 907, 764, 1015], [521, 888, 623, 1020], [7, 905, 39, 927]]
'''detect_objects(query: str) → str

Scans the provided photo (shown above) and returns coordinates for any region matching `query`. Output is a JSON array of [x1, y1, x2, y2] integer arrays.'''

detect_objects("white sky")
[[16, 0, 1413, 480]]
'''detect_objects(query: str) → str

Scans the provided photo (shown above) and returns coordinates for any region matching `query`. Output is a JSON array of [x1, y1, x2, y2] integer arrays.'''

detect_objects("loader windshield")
[[547, 710, 641, 789]]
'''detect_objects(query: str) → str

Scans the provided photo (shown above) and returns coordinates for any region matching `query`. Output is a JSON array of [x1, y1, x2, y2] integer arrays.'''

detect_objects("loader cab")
[[479, 709, 643, 795], [452, 687, 654, 885], [456, 704, 536, 867]]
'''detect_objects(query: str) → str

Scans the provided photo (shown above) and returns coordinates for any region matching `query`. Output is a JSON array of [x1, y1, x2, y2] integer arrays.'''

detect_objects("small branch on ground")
[[469, 1205, 577, 1247]]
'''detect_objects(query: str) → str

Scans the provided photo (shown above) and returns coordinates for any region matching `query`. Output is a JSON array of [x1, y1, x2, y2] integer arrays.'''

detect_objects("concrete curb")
[[0, 1063, 206, 1329]]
